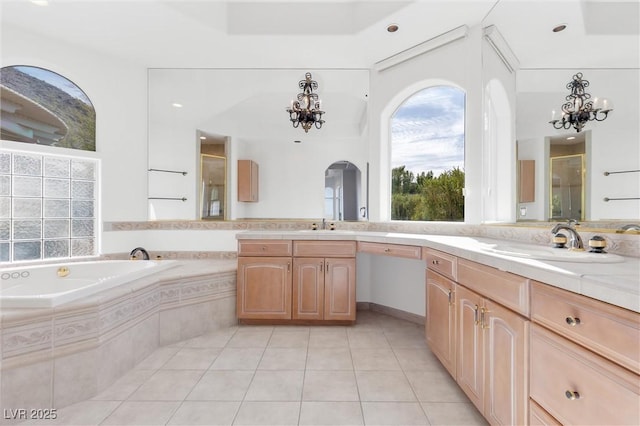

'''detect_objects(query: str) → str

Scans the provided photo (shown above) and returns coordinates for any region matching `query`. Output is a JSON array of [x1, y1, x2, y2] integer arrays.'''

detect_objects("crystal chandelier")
[[286, 72, 325, 133], [549, 72, 613, 132]]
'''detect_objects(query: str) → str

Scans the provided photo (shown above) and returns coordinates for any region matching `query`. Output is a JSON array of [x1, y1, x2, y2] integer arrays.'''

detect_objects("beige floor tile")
[[406, 369, 468, 402], [306, 347, 353, 370], [356, 371, 416, 402], [351, 348, 401, 370], [182, 328, 238, 348], [362, 402, 429, 425], [244, 370, 304, 401], [209, 347, 264, 370], [302, 370, 359, 402], [384, 330, 429, 349], [308, 329, 349, 348], [167, 401, 240, 425], [18, 400, 120, 425], [135, 346, 181, 370], [226, 328, 273, 348], [347, 330, 390, 349], [393, 348, 442, 371], [187, 370, 255, 401], [299, 401, 364, 425], [233, 401, 300, 425], [162, 348, 222, 370], [101, 401, 181, 425], [421, 402, 488, 426], [129, 370, 204, 401], [92, 369, 155, 401], [258, 347, 307, 370], [268, 330, 310, 348]]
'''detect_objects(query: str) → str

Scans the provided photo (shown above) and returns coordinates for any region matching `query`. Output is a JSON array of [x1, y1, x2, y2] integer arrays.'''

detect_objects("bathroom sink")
[[481, 242, 625, 263]]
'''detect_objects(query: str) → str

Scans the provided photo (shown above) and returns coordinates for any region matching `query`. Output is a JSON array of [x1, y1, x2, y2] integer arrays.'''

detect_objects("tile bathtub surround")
[[0, 261, 237, 421], [15, 311, 487, 426]]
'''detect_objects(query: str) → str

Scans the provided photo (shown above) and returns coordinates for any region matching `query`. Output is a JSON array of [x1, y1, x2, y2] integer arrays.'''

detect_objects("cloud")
[[391, 86, 465, 176]]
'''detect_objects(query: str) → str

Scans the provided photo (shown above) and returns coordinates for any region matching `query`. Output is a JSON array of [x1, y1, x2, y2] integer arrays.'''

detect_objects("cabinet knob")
[[261, 246, 267, 251], [565, 316, 581, 326], [384, 248, 391, 253], [432, 260, 440, 265], [565, 390, 580, 400]]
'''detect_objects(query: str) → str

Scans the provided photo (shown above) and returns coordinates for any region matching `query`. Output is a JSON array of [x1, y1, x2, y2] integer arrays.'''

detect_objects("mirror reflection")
[[481, 0, 639, 223]]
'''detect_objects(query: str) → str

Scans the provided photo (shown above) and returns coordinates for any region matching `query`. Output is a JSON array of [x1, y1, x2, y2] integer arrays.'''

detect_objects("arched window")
[[390, 85, 465, 221], [1, 65, 96, 151]]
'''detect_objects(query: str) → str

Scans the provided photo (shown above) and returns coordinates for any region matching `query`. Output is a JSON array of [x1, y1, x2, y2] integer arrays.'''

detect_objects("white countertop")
[[236, 230, 640, 313]]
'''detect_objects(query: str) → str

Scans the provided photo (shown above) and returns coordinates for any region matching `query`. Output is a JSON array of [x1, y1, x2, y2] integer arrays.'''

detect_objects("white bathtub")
[[0, 260, 177, 308]]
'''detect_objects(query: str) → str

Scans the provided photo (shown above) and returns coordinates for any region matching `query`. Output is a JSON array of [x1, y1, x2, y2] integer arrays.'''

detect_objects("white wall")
[[517, 69, 640, 220], [1, 24, 149, 224], [368, 25, 484, 223]]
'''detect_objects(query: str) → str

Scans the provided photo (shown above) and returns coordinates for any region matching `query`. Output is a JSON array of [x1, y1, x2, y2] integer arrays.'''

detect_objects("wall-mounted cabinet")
[[238, 159, 259, 202]]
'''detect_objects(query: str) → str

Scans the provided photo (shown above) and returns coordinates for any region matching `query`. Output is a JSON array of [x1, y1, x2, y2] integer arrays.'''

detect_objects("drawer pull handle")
[[565, 390, 580, 400], [432, 260, 440, 265], [565, 316, 581, 326], [384, 248, 391, 253]]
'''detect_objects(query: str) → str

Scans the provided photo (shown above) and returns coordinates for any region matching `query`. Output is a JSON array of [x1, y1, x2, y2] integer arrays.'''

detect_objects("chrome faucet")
[[551, 223, 584, 250], [617, 224, 640, 233], [130, 247, 150, 260]]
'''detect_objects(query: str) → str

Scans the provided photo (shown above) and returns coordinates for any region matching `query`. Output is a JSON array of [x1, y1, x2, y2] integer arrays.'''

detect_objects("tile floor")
[[22, 311, 487, 425]]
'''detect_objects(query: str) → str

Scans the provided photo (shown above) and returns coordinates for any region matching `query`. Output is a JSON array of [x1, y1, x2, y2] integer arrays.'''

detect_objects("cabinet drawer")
[[423, 248, 457, 280], [238, 240, 292, 256], [531, 281, 640, 374], [357, 241, 421, 260], [293, 240, 356, 258], [529, 399, 561, 426], [457, 258, 529, 317], [530, 324, 640, 426]]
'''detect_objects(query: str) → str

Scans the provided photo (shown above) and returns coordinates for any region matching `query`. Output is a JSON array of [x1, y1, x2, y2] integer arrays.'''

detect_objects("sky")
[[391, 85, 465, 177], [16, 66, 93, 106]]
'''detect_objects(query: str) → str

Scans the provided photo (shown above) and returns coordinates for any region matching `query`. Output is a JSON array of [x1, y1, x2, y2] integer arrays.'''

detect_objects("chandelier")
[[286, 72, 325, 133], [549, 72, 612, 132]]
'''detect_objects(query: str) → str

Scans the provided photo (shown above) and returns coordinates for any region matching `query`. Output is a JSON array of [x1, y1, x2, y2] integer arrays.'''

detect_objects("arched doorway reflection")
[[324, 161, 361, 221]]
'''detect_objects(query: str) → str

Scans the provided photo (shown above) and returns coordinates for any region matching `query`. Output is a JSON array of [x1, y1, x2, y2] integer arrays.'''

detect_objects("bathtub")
[[0, 260, 177, 308]]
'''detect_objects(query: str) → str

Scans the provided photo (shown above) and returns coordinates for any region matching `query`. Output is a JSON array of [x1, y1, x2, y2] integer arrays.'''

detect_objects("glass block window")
[[0, 149, 98, 263]]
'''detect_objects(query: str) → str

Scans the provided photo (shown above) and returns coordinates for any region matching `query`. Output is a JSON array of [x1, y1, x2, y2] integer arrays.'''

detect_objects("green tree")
[[391, 166, 464, 221]]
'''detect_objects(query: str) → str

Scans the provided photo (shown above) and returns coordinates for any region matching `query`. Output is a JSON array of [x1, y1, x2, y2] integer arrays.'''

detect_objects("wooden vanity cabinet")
[[237, 240, 293, 320], [425, 247, 529, 426], [424, 248, 457, 377], [237, 239, 356, 323], [293, 241, 356, 321], [529, 281, 640, 425]]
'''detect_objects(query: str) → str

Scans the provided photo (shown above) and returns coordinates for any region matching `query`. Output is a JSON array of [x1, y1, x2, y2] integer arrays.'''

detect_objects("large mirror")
[[482, 0, 640, 224], [324, 161, 363, 221]]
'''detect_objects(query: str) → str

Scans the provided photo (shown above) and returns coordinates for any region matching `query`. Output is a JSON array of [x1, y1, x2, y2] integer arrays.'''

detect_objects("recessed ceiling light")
[[567, 136, 576, 140], [294, 140, 301, 144], [200, 136, 207, 140], [31, 0, 49, 5], [387, 23, 399, 33], [553, 24, 567, 33], [172, 103, 183, 108]]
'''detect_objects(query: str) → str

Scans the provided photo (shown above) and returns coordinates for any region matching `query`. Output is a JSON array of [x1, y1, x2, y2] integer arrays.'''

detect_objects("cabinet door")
[[293, 257, 324, 320], [237, 257, 291, 319], [483, 299, 529, 426], [324, 258, 356, 321], [426, 270, 456, 377], [456, 285, 484, 412], [238, 159, 258, 202]]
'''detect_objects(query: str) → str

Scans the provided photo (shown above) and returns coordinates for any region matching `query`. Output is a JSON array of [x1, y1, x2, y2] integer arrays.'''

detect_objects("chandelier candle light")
[[549, 72, 613, 132], [286, 72, 325, 133]]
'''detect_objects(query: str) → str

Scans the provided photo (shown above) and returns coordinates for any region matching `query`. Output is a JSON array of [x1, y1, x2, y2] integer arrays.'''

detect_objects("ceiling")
[[2, 0, 636, 70]]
